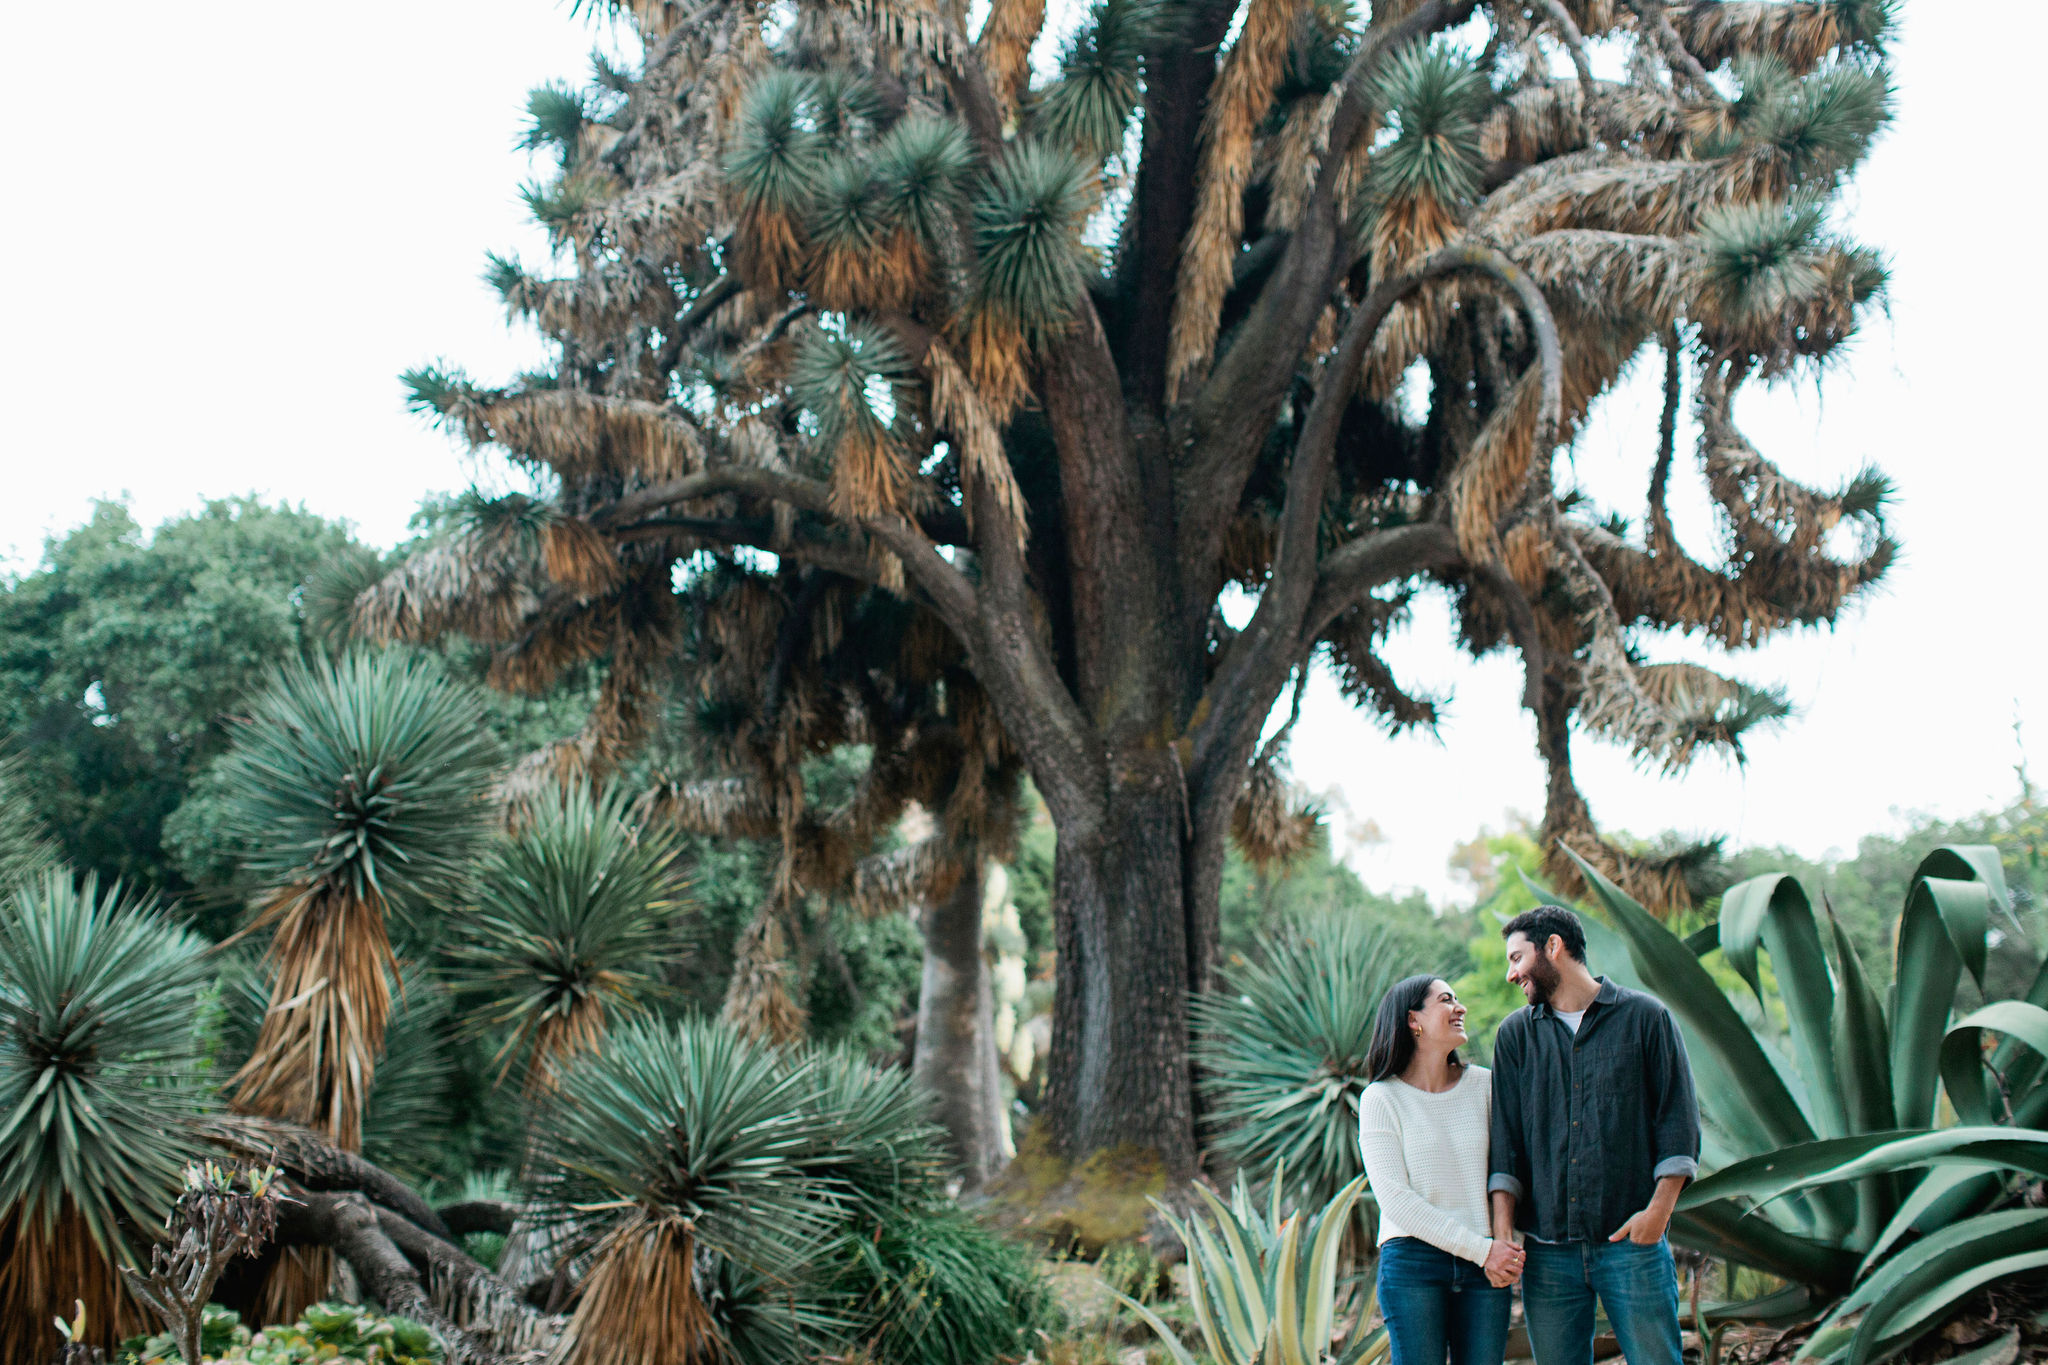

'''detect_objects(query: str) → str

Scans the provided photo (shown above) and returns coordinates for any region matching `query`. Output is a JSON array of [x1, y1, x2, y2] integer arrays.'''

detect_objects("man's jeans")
[[1376, 1236, 1513, 1365], [1521, 1238, 1683, 1365]]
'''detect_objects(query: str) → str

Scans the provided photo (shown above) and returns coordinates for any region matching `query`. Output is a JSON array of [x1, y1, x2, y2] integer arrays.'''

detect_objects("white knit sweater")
[[1356, 1064, 1495, 1265]]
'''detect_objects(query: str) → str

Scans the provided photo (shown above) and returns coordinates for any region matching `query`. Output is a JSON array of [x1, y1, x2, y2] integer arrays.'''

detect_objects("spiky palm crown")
[[1190, 917, 1413, 1210], [369, 0, 1899, 912], [209, 650, 501, 1162], [453, 779, 687, 1089], [213, 651, 503, 912], [532, 1016, 946, 1365], [0, 870, 213, 1354]]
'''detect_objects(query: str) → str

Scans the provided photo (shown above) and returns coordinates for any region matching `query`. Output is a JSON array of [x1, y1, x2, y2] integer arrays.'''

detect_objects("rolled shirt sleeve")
[[1487, 1019, 1529, 1204], [1647, 1007, 1702, 1184]]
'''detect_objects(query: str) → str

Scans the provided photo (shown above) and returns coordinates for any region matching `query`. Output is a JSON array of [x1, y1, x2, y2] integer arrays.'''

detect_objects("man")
[[1487, 904, 1700, 1365]]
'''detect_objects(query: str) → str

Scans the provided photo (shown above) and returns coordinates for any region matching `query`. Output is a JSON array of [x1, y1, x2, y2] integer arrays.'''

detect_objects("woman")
[[1358, 975, 1523, 1365]]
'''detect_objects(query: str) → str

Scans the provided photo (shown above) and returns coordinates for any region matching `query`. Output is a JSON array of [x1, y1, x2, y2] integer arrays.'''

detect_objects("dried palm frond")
[[721, 906, 808, 1045], [1230, 756, 1323, 871], [806, 158, 928, 310], [542, 514, 623, 595], [1482, 81, 1593, 165], [639, 775, 782, 839], [851, 834, 960, 917], [1165, 0, 1304, 400], [1667, 1, 1845, 73], [924, 337, 1028, 547]]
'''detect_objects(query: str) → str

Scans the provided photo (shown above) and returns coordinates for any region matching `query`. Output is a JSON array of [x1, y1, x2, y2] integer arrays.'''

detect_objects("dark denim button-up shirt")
[[1487, 977, 1701, 1244]]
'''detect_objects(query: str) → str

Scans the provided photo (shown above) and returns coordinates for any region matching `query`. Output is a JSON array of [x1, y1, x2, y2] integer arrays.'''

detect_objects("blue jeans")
[[1376, 1237, 1513, 1365], [1521, 1238, 1682, 1365]]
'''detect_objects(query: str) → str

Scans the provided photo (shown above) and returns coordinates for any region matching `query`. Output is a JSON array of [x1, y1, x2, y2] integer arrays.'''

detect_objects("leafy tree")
[[392, 0, 1897, 1175], [0, 499, 373, 894]]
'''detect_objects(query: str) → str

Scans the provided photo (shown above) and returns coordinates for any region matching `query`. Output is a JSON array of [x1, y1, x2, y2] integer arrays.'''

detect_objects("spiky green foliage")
[[1032, 0, 1170, 157], [453, 780, 685, 1086], [0, 754, 59, 893], [1752, 64, 1892, 185], [209, 652, 500, 915], [1192, 917, 1414, 1210], [726, 72, 826, 213], [970, 143, 1098, 344], [807, 71, 885, 151], [1699, 197, 1828, 330], [0, 870, 211, 1258], [807, 159, 893, 255], [827, 1203, 1056, 1365], [1361, 41, 1491, 208], [790, 321, 917, 448], [789, 1045, 946, 1217], [300, 549, 389, 652], [533, 1015, 841, 1261], [521, 170, 612, 230], [399, 364, 472, 421], [1557, 846, 2048, 1359], [1124, 1172, 1389, 1365], [872, 115, 976, 246], [521, 83, 588, 159]]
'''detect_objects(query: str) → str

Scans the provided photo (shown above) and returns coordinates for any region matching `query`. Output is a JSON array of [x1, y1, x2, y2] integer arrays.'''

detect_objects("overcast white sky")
[[3, 3, 2041, 903]]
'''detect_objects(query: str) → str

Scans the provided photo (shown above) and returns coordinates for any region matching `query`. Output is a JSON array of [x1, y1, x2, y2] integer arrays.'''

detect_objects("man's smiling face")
[[1504, 931, 1563, 1006]]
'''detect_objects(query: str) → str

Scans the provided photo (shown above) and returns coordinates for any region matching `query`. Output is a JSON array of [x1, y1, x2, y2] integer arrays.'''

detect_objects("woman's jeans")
[[1520, 1238, 1683, 1365], [1376, 1236, 1513, 1365]]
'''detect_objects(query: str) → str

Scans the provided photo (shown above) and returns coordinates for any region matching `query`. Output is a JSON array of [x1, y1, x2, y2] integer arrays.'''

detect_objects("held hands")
[[1483, 1238, 1525, 1288]]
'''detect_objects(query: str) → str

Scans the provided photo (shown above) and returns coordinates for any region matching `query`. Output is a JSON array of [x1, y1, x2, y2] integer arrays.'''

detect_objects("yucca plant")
[[1192, 918, 1413, 1212], [1122, 1172, 1389, 1365], [211, 651, 500, 1149], [532, 1017, 846, 1365], [453, 779, 686, 1093], [207, 650, 498, 1322], [1559, 846, 2047, 1362], [0, 870, 213, 1359], [826, 1202, 1055, 1365]]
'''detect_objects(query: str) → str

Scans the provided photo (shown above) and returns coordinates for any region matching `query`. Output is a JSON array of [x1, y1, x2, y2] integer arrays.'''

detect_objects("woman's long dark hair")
[[1365, 974, 1463, 1082]]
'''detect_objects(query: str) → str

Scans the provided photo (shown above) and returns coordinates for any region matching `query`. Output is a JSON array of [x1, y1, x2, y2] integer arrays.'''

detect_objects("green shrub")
[[830, 1202, 1057, 1365], [118, 1302, 441, 1365]]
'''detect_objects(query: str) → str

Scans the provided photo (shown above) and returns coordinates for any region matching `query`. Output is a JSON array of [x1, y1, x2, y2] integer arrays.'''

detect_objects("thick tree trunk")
[[913, 858, 1010, 1190], [1041, 755, 1201, 1177]]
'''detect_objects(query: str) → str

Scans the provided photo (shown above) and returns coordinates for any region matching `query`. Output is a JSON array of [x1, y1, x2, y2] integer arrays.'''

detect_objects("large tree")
[[391, 0, 1896, 1175]]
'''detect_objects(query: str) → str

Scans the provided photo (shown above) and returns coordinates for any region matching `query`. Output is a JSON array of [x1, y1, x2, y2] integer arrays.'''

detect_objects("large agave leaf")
[[1688, 1127, 2048, 1213], [1565, 851, 1827, 1161], [1939, 1002, 2048, 1126], [1678, 1198, 1859, 1291], [1719, 875, 1844, 1136], [1891, 853, 1996, 1129], [1798, 1209, 2048, 1365], [1825, 910, 1897, 1245]]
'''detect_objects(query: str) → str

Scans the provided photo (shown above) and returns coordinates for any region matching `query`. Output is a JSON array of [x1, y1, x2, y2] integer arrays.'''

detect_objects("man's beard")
[[1523, 954, 1561, 1005]]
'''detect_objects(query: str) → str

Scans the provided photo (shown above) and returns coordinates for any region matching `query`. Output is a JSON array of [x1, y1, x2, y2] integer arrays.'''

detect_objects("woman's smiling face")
[[1409, 979, 1469, 1050]]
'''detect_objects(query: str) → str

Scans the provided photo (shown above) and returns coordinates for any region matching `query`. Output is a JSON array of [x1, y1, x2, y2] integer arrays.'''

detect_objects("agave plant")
[[1192, 918, 1415, 1211], [1561, 846, 2047, 1363], [453, 779, 686, 1093], [1122, 1172, 1389, 1365], [0, 870, 213, 1358], [210, 650, 500, 1150]]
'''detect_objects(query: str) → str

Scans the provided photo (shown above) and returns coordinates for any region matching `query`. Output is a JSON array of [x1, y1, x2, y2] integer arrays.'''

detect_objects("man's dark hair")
[[1501, 905, 1587, 963]]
